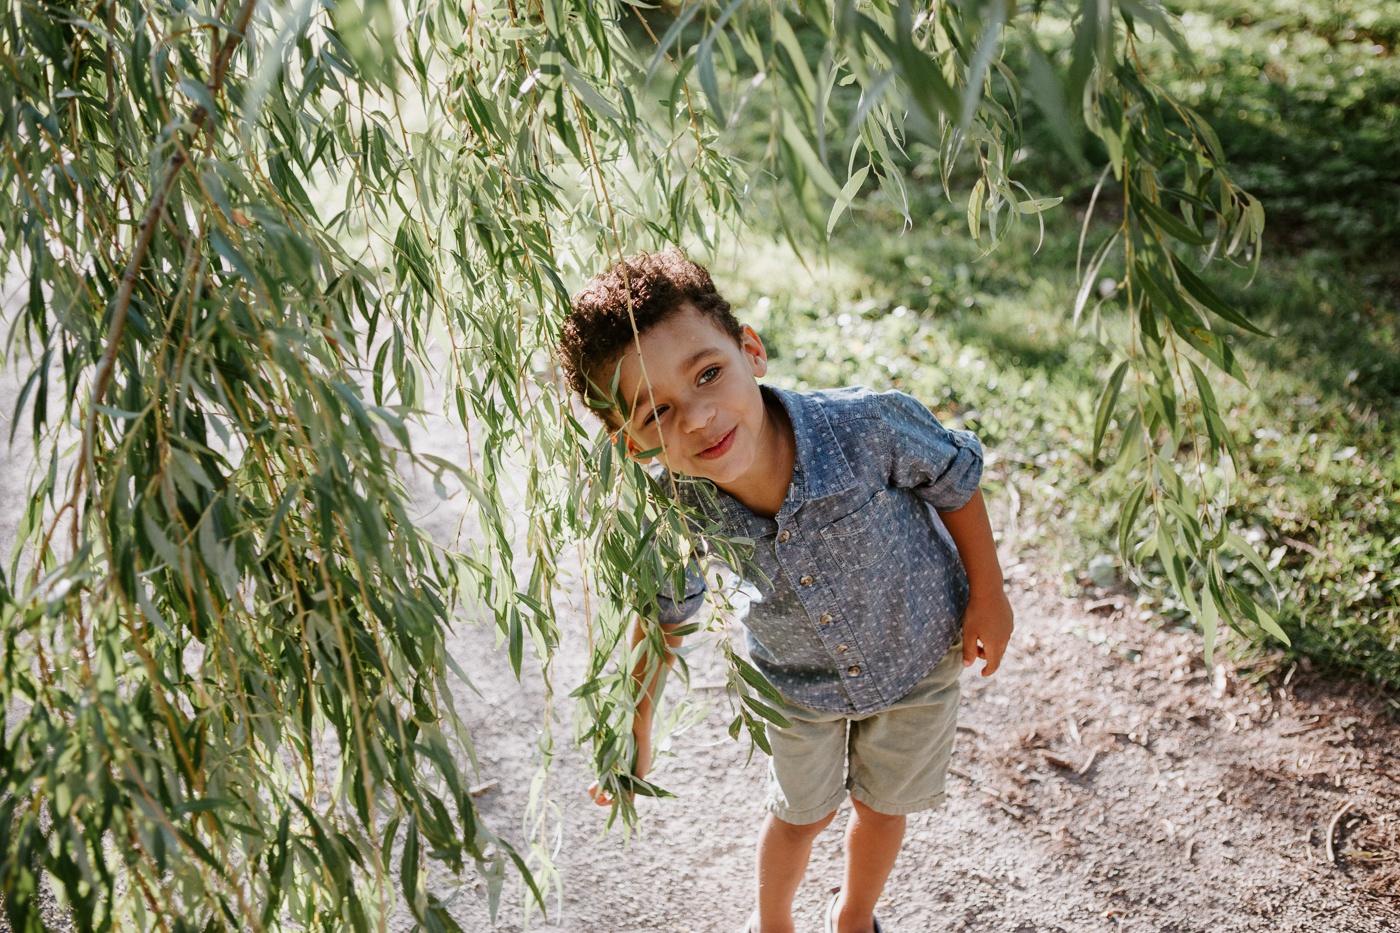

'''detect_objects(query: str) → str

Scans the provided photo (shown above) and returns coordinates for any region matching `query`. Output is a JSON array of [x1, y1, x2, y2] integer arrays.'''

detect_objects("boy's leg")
[[759, 698, 848, 933], [838, 644, 965, 932], [833, 799, 905, 933], [755, 809, 838, 933]]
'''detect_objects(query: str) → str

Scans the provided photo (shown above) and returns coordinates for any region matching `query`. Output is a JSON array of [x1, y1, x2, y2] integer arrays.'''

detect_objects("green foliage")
[[1003, 0, 1400, 685], [0, 0, 1286, 927], [1021, 0, 1400, 246], [1160, 0, 1400, 247], [1212, 257, 1400, 690], [731, 199, 1399, 693], [2, 0, 531, 927]]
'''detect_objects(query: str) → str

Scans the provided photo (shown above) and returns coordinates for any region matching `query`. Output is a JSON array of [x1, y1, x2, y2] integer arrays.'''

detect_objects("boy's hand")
[[961, 586, 1014, 676], [938, 490, 1013, 676], [587, 732, 651, 806], [587, 780, 628, 807]]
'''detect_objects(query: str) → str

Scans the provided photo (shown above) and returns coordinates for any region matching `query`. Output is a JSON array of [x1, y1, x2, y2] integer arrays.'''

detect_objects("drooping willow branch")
[[67, 0, 260, 551]]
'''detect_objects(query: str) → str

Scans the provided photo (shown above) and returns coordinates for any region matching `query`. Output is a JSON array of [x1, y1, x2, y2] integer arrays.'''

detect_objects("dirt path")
[[428, 579, 1399, 933], [2, 327, 1397, 931]]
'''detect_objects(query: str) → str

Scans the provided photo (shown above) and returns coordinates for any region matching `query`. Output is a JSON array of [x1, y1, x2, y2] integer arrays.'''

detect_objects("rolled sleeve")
[[653, 558, 708, 626], [880, 390, 984, 511]]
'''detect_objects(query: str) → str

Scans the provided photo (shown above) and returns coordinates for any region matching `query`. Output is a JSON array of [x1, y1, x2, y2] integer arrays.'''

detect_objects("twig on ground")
[[469, 780, 499, 797], [977, 788, 1026, 821], [1326, 800, 1356, 865], [1282, 535, 1323, 558], [1279, 717, 1326, 737], [1078, 750, 1099, 776]]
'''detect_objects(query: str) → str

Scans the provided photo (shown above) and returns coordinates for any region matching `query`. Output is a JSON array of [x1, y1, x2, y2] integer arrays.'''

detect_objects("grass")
[[1159, 0, 1400, 248], [641, 0, 1400, 692], [715, 195, 1399, 694]]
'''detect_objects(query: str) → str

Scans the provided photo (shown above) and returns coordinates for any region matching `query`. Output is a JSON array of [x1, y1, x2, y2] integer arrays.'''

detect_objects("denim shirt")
[[658, 384, 984, 715]]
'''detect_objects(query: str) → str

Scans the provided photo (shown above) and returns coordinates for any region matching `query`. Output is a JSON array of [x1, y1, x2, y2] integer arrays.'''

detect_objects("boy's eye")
[[699, 365, 721, 384], [643, 406, 667, 427]]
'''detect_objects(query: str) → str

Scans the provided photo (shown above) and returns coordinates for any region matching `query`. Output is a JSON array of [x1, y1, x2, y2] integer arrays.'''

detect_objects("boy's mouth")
[[695, 427, 736, 460]]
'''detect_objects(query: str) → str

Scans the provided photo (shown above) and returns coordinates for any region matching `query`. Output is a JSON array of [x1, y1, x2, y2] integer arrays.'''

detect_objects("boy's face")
[[606, 303, 772, 487]]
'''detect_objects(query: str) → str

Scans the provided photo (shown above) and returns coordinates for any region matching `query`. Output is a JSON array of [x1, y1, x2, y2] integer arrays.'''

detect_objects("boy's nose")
[[679, 401, 715, 435]]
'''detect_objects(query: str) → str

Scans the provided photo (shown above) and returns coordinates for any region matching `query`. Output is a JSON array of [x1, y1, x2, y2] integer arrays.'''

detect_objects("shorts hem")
[[765, 788, 847, 825], [848, 785, 947, 816]]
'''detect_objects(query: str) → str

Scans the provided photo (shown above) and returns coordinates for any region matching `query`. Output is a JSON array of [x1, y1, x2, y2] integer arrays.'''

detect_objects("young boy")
[[559, 249, 1014, 933]]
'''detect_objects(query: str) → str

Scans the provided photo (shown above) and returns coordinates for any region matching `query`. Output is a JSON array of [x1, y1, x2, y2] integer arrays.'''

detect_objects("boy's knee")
[[850, 798, 905, 824]]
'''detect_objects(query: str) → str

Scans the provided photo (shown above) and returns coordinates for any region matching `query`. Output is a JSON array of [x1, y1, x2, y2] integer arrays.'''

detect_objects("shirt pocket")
[[817, 489, 889, 572]]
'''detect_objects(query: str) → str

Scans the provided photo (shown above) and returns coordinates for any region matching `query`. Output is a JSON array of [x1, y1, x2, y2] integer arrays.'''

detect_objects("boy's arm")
[[938, 488, 1014, 676], [588, 617, 685, 806]]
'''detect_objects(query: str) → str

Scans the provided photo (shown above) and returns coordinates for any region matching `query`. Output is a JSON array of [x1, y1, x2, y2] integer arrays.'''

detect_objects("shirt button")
[[777, 530, 790, 542], [847, 665, 861, 676], [819, 613, 832, 625], [835, 644, 849, 654], [799, 575, 814, 586]]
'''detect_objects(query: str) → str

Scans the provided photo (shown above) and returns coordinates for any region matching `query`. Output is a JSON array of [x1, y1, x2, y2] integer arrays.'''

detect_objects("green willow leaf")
[[826, 163, 869, 235], [1199, 574, 1220, 668], [1135, 198, 1211, 247], [1167, 249, 1271, 336], [781, 111, 843, 200], [1118, 480, 1148, 560], [644, 2, 703, 84], [1092, 360, 1128, 464], [1187, 359, 1234, 461]]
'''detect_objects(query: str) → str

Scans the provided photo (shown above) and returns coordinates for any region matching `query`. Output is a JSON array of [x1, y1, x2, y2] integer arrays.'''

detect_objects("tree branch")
[[66, 0, 260, 548]]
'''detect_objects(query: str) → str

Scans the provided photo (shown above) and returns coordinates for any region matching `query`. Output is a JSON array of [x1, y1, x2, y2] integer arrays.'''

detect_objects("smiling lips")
[[695, 427, 736, 460]]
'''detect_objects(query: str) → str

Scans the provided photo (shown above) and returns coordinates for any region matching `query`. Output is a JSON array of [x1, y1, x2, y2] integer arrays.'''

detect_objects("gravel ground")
[[428, 580, 1400, 933]]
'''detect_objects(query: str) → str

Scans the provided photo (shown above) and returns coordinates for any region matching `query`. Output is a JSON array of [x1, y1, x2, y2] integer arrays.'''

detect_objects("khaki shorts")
[[764, 643, 963, 824]]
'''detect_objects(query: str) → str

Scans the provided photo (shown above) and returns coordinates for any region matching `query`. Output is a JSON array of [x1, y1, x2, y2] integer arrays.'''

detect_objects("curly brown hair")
[[559, 248, 743, 427]]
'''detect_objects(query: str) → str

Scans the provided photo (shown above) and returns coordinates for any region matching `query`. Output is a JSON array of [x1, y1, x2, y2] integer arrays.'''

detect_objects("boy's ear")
[[741, 324, 768, 378]]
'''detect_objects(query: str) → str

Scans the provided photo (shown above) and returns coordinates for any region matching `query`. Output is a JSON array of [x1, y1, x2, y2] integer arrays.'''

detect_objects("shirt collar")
[[764, 384, 859, 502], [705, 384, 859, 531]]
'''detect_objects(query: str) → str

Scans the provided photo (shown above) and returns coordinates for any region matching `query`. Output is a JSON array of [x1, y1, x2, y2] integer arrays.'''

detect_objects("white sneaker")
[[824, 889, 885, 933]]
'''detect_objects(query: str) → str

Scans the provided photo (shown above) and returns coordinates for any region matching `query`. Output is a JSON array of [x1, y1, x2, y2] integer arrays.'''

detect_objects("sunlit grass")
[[711, 190, 1399, 694]]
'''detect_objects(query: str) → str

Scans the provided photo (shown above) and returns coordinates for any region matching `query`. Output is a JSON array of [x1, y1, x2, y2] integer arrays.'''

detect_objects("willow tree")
[[0, 0, 1270, 928]]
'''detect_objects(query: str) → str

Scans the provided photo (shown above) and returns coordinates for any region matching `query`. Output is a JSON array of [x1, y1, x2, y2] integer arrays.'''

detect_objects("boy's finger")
[[980, 640, 1007, 677], [962, 637, 978, 668]]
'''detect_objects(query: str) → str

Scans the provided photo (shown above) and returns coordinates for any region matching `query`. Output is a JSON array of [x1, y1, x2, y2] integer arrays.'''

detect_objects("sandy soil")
[[2, 333, 1398, 932], [427, 579, 1400, 933]]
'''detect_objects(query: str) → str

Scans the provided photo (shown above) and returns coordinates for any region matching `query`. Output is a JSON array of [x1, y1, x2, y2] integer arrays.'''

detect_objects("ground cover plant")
[[0, 0, 1380, 929], [728, 213, 1400, 694], [719, 0, 1399, 693]]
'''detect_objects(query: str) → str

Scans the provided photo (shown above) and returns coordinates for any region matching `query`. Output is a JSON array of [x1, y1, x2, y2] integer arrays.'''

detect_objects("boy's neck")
[[717, 390, 796, 518]]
